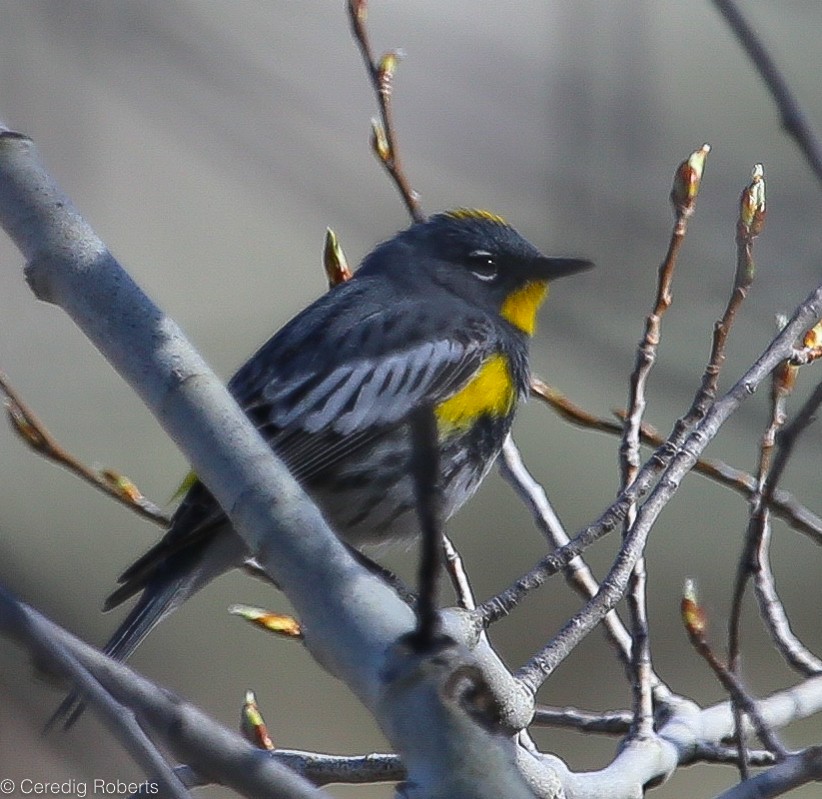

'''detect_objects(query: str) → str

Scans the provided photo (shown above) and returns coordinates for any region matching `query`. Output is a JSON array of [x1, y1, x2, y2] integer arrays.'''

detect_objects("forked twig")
[[498, 437, 673, 703], [480, 277, 822, 686]]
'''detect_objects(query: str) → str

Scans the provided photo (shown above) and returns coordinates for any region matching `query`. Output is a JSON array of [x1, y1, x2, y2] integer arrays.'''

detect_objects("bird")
[[54, 208, 591, 724]]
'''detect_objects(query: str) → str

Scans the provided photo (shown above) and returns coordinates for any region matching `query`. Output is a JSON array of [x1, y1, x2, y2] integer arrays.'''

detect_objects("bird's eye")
[[467, 250, 498, 281]]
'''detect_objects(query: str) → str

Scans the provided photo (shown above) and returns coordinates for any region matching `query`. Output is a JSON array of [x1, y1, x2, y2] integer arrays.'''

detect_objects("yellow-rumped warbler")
[[71, 209, 592, 689]]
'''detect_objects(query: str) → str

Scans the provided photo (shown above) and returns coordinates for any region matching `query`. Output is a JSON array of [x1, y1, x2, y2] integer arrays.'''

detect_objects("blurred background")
[[1, 2, 821, 796]]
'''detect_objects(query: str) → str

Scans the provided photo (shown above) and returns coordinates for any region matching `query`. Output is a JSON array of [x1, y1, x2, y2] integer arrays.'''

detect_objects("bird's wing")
[[108, 285, 495, 607]]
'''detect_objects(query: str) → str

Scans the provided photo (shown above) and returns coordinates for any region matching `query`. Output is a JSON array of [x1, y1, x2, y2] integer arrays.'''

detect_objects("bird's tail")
[[46, 578, 185, 731], [47, 521, 245, 731]]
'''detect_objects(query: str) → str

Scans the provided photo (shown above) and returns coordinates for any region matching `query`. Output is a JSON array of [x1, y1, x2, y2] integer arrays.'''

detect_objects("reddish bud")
[[681, 579, 707, 637], [100, 469, 144, 503], [5, 400, 46, 449], [773, 360, 798, 397], [671, 143, 711, 211], [349, 0, 367, 24], [739, 164, 766, 237], [803, 320, 822, 351], [240, 690, 275, 751], [323, 227, 352, 287], [371, 118, 391, 162], [377, 51, 402, 95]]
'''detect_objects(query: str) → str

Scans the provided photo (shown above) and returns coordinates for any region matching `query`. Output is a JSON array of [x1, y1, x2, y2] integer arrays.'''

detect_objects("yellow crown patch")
[[444, 208, 508, 226]]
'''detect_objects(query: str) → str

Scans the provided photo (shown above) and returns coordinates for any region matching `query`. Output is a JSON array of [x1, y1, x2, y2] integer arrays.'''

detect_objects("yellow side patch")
[[500, 280, 548, 336], [435, 353, 516, 432]]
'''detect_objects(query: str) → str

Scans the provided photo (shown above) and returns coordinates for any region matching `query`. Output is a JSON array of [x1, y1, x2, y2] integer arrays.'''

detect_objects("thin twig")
[[730, 364, 791, 775], [681, 165, 766, 438], [620, 145, 709, 489], [682, 583, 788, 762], [687, 744, 777, 768], [763, 377, 822, 515], [442, 535, 476, 611], [712, 0, 822, 185], [619, 145, 710, 740], [719, 168, 769, 777], [620, 144, 710, 479], [751, 375, 822, 675], [347, 0, 424, 222], [753, 520, 822, 675], [0, 372, 169, 526], [531, 704, 631, 735]]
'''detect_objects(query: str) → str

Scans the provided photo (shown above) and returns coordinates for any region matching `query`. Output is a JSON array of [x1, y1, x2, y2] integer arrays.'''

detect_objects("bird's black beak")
[[534, 256, 595, 281]]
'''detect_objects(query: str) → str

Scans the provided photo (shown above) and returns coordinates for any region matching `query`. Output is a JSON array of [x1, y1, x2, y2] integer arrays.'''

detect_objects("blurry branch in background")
[[0, 588, 192, 799], [712, 0, 822, 185]]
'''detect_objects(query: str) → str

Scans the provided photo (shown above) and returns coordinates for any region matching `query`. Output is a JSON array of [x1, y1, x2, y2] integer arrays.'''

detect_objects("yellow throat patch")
[[435, 353, 516, 433], [500, 280, 549, 336]]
